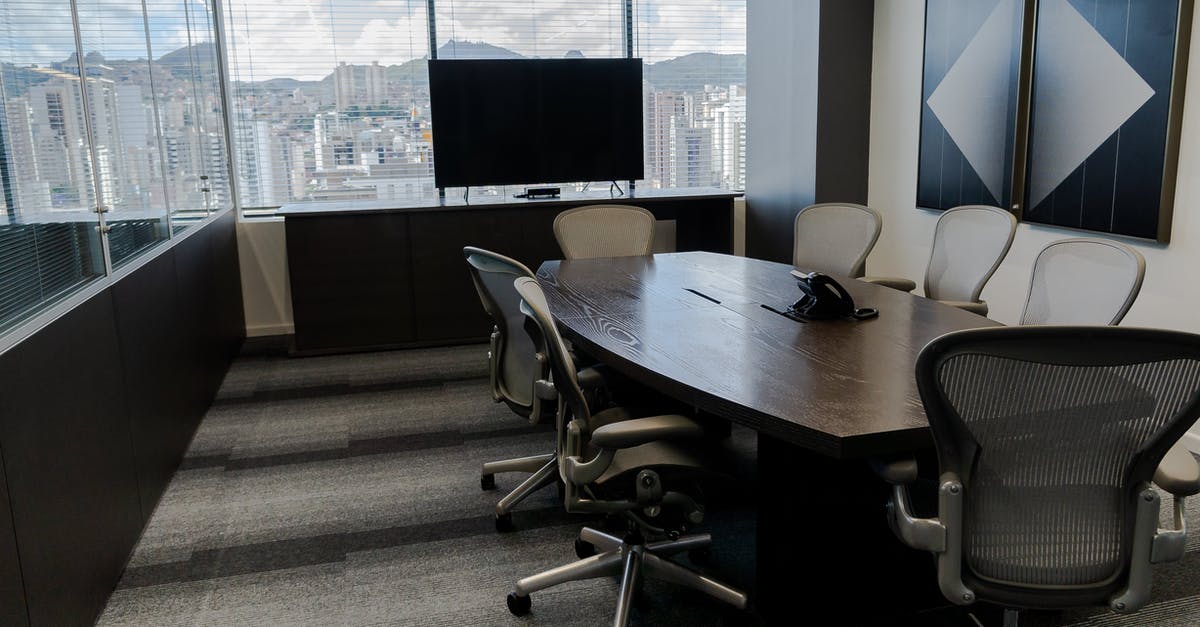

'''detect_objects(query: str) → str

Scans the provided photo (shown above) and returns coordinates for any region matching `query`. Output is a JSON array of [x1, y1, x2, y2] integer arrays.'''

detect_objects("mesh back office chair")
[[866, 205, 1017, 316], [463, 247, 561, 530], [1020, 238, 1146, 326], [793, 202, 882, 277], [875, 326, 1200, 625], [553, 204, 656, 259], [505, 277, 748, 626]]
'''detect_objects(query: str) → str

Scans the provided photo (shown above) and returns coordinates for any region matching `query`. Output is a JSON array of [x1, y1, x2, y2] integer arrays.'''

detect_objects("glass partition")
[[0, 0, 230, 339], [0, 0, 105, 334]]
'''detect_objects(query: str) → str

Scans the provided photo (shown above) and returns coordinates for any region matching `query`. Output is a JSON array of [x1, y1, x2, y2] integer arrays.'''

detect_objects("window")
[[224, 0, 431, 212], [222, 0, 746, 213], [0, 0, 229, 336], [635, 0, 746, 191]]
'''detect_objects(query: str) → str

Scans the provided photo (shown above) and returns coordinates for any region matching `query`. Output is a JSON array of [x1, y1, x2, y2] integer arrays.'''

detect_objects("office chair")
[[874, 326, 1200, 626], [1019, 238, 1146, 326], [505, 276, 749, 626], [793, 202, 882, 277], [865, 205, 1017, 316], [553, 204, 656, 259], [464, 246, 604, 531]]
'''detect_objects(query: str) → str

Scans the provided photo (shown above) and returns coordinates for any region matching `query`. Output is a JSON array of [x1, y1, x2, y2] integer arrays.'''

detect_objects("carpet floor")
[[95, 344, 1200, 626]]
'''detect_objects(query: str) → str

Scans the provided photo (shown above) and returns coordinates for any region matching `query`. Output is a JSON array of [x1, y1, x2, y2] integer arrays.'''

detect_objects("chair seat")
[[596, 440, 710, 486]]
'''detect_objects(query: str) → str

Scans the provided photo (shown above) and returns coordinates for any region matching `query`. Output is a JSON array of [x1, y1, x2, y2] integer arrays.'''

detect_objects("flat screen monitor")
[[428, 58, 644, 189]]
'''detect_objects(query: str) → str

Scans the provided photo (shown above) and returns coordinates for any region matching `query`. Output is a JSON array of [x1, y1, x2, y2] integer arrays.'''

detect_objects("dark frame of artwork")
[[918, 0, 1193, 243]]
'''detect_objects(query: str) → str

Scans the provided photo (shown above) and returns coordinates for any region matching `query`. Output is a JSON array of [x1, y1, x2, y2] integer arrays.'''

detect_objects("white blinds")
[[224, 0, 432, 210], [223, 0, 746, 210], [635, 0, 746, 191]]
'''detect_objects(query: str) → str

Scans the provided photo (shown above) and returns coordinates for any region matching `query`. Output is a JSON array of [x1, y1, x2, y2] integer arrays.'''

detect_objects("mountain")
[[436, 40, 525, 60], [643, 52, 746, 92], [156, 42, 219, 80]]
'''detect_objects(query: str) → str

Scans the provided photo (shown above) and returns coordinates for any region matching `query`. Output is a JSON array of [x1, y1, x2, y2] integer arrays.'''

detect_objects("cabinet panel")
[[0, 291, 143, 626], [287, 213, 415, 351]]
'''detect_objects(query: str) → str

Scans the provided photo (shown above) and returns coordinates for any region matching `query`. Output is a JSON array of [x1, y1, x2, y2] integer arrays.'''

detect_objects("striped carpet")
[[96, 344, 1200, 626]]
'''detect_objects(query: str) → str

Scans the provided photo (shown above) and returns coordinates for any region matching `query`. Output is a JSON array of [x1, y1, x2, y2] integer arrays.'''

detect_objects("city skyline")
[[2, 35, 745, 217]]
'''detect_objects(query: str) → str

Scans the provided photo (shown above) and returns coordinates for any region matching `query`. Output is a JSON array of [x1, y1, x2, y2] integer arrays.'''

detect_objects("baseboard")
[[1183, 431, 1200, 454], [246, 322, 294, 337]]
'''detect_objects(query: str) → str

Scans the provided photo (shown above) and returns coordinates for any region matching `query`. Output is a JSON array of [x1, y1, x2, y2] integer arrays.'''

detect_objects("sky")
[[0, 1, 745, 81]]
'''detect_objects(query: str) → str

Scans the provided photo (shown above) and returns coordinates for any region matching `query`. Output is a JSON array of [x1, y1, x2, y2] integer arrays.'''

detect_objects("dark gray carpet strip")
[[179, 423, 552, 472], [119, 506, 576, 589]]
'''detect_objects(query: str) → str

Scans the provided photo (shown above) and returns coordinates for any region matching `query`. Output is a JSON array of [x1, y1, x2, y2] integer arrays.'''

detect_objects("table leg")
[[755, 434, 945, 623]]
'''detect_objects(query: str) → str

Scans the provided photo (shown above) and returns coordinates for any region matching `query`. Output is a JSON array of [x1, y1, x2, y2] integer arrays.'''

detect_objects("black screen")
[[428, 58, 644, 188]]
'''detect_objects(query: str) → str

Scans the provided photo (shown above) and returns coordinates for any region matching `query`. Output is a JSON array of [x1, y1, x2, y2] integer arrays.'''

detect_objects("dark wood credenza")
[[279, 187, 740, 354]]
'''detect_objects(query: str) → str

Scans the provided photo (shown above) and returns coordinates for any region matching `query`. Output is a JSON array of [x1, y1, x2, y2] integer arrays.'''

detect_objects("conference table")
[[535, 251, 999, 621]]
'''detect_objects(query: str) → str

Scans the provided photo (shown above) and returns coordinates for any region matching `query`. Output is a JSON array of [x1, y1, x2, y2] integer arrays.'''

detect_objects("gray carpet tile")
[[98, 344, 1200, 626]]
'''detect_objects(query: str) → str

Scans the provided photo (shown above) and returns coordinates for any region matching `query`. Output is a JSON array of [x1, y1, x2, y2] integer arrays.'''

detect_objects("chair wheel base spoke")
[[495, 512, 515, 532], [480, 474, 496, 491], [574, 537, 596, 559], [507, 592, 531, 616]]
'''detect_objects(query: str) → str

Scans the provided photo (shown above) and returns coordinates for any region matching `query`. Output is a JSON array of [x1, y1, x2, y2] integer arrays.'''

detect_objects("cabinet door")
[[287, 213, 415, 351], [409, 209, 539, 343]]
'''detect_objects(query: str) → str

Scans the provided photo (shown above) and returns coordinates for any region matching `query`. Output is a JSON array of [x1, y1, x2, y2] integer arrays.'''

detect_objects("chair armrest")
[[870, 455, 919, 485], [937, 300, 989, 316], [590, 415, 705, 449], [1155, 442, 1200, 497], [861, 276, 917, 293]]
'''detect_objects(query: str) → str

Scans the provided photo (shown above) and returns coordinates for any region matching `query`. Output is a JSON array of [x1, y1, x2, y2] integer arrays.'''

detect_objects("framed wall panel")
[[1022, 0, 1190, 242], [918, 0, 1025, 211], [919, 0, 1192, 242]]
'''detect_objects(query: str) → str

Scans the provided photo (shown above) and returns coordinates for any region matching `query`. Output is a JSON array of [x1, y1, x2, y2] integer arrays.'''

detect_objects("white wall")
[[236, 219, 294, 337], [869, 0, 1200, 449]]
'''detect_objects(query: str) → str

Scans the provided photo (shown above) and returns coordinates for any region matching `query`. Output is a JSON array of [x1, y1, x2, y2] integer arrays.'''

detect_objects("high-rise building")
[[334, 61, 387, 111]]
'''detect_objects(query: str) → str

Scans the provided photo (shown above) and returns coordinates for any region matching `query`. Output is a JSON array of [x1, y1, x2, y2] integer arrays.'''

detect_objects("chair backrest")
[[553, 204, 655, 259], [1020, 238, 1146, 326], [514, 277, 591, 486], [917, 326, 1200, 606], [463, 247, 538, 410], [793, 203, 882, 277], [924, 205, 1017, 302]]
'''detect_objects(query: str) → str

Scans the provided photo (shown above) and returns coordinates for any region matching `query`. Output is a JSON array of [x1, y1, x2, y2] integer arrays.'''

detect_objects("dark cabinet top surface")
[[278, 187, 742, 218]]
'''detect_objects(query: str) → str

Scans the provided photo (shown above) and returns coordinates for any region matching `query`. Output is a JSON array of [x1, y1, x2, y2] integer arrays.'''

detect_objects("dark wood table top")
[[537, 251, 999, 459]]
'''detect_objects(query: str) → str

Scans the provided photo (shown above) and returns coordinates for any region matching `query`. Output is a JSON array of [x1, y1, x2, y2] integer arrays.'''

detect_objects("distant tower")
[[334, 61, 387, 111]]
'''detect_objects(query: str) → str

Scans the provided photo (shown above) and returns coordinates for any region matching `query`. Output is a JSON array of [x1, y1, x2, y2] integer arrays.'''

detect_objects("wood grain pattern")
[[538, 251, 998, 458]]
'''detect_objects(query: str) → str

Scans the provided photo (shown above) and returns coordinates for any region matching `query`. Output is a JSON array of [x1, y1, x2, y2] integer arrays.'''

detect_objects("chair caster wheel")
[[507, 592, 531, 616], [574, 538, 596, 559], [688, 547, 713, 566], [481, 474, 496, 490], [495, 512, 515, 532]]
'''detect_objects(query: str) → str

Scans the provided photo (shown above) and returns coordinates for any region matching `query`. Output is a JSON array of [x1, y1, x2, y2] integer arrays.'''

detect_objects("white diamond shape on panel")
[[927, 0, 1019, 203], [1026, 0, 1154, 209]]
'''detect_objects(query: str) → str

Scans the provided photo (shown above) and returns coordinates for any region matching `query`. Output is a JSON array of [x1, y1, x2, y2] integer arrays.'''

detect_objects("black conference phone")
[[786, 270, 878, 321]]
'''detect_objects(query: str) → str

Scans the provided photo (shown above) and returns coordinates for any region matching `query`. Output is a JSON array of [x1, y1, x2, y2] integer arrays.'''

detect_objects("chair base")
[[481, 453, 558, 527], [508, 527, 748, 627]]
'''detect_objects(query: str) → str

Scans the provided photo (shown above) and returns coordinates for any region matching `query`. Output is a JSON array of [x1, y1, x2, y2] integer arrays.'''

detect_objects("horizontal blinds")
[[635, 0, 746, 191], [223, 0, 745, 209], [224, 0, 432, 209], [0, 0, 104, 334]]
